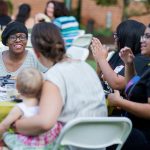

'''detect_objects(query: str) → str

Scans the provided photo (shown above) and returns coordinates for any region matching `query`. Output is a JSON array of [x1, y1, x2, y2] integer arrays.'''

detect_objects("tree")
[[6, 0, 13, 15], [94, 0, 117, 6], [93, 0, 150, 21], [64, 0, 82, 23]]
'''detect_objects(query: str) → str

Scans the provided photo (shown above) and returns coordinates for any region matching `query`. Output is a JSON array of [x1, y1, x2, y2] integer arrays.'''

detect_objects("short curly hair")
[[31, 22, 66, 63]]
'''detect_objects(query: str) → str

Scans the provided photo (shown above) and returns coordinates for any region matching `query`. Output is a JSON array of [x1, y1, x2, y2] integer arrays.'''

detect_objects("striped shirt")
[[0, 50, 47, 77], [53, 16, 79, 49]]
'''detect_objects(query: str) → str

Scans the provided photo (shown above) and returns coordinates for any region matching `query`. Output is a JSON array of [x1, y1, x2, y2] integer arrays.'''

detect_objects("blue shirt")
[[53, 16, 79, 49]]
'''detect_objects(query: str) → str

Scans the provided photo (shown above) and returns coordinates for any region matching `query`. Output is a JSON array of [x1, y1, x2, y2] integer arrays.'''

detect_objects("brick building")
[[11, 0, 150, 31]]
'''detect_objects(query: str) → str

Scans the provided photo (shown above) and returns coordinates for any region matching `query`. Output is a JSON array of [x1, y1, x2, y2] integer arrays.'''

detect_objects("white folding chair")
[[66, 34, 93, 61], [53, 117, 132, 150], [66, 46, 89, 61], [72, 34, 93, 48]]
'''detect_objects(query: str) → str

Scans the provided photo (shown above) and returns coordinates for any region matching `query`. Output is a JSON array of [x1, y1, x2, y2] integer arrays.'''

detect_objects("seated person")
[[108, 34, 150, 149], [9, 22, 107, 150], [0, 21, 47, 101], [0, 1, 11, 27], [0, 68, 62, 149], [91, 20, 150, 98], [45, 0, 80, 49], [1, 21, 47, 78]]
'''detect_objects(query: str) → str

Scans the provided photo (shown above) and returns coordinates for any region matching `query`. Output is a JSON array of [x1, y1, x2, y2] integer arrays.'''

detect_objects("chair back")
[[66, 46, 89, 61], [72, 34, 93, 48], [53, 117, 132, 150], [66, 34, 93, 61]]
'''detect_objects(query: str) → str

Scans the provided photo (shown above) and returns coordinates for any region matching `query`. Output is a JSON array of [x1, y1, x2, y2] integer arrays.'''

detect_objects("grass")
[[86, 59, 97, 70]]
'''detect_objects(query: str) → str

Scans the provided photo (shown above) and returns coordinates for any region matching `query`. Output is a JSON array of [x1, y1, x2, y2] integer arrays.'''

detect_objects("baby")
[[0, 68, 62, 149]]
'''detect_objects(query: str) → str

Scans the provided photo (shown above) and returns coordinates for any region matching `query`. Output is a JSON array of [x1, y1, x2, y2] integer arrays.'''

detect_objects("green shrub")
[[6, 0, 13, 15], [93, 28, 112, 37], [94, 0, 117, 6]]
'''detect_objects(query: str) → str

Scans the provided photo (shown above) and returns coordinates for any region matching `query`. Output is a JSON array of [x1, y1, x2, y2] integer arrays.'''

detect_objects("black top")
[[109, 51, 124, 76], [102, 52, 150, 95], [126, 68, 150, 140], [109, 53, 150, 76], [134, 54, 150, 76], [0, 15, 11, 26]]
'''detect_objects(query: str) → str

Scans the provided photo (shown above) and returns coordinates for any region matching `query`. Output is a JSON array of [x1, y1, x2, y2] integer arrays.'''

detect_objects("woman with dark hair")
[[107, 24, 150, 149], [0, 21, 47, 78], [91, 20, 150, 99], [44, 0, 69, 19], [44, 0, 79, 49], [0, 0, 11, 27], [3, 22, 107, 149], [15, 3, 34, 29]]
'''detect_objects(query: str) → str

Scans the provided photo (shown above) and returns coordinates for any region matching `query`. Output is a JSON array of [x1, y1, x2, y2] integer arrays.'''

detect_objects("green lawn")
[[86, 59, 97, 70]]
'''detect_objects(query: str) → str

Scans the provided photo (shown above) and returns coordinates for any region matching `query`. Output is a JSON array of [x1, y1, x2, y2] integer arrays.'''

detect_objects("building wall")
[[81, 0, 122, 31], [12, 0, 51, 17], [11, 0, 150, 31]]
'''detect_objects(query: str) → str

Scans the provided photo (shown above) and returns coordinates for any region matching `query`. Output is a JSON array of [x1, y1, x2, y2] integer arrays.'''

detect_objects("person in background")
[[0, 68, 62, 149], [0, 21, 47, 78], [108, 24, 150, 149], [45, 0, 80, 49], [15, 3, 34, 29], [44, 0, 54, 20], [34, 13, 51, 24], [0, 0, 11, 28], [9, 22, 107, 149], [91, 20, 150, 98]]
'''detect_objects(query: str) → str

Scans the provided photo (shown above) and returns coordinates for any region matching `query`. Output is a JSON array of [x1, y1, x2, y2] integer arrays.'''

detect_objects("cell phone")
[[104, 90, 114, 98]]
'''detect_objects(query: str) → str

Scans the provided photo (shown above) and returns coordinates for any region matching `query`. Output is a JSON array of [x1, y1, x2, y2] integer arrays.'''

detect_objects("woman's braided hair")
[[31, 22, 66, 63]]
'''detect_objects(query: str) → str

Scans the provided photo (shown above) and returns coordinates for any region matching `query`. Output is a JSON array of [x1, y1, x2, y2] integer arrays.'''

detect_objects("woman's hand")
[[119, 47, 135, 65], [107, 90, 122, 107], [90, 37, 109, 62], [13, 81, 63, 136]]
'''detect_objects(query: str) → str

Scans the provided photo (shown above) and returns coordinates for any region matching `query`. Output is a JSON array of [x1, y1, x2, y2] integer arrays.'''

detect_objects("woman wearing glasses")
[[107, 25, 150, 149], [91, 20, 150, 104], [0, 21, 47, 78]]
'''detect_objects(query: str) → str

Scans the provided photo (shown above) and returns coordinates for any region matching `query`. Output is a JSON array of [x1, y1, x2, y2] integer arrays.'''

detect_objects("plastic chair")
[[66, 34, 93, 61], [53, 117, 132, 150], [72, 34, 93, 48], [66, 46, 89, 61]]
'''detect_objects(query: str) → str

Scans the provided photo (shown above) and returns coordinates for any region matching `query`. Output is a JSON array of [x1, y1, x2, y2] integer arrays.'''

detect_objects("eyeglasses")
[[140, 34, 150, 42], [9, 34, 27, 42], [113, 32, 118, 40]]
